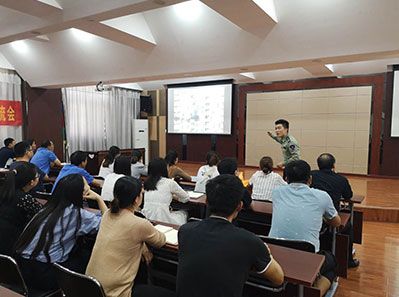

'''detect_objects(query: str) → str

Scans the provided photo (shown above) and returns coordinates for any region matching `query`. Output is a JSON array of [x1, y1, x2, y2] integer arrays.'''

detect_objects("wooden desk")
[[341, 194, 364, 244], [153, 222, 324, 296], [0, 286, 23, 297]]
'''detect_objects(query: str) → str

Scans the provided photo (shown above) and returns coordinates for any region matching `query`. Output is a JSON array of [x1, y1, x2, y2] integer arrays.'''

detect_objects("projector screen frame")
[[166, 79, 234, 136]]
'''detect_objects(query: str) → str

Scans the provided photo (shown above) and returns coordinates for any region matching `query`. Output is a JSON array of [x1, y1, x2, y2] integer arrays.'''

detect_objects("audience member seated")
[[249, 156, 286, 201], [269, 160, 341, 296], [9, 141, 50, 193], [143, 158, 189, 225], [98, 146, 120, 178], [0, 163, 42, 255], [196, 150, 220, 179], [217, 158, 252, 209], [177, 174, 284, 297], [101, 155, 131, 201], [165, 150, 192, 182], [87, 176, 174, 297], [0, 137, 16, 168], [131, 149, 147, 179], [52, 151, 102, 191], [30, 140, 62, 175], [27, 139, 37, 152], [311, 153, 359, 268], [15, 174, 107, 292]]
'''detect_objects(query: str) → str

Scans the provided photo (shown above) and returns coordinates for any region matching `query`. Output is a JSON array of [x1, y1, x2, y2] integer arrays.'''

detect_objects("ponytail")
[[259, 156, 273, 174], [110, 197, 120, 214]]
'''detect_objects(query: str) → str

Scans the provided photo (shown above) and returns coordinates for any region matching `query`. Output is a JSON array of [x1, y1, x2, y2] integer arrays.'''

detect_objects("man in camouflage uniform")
[[267, 119, 300, 168]]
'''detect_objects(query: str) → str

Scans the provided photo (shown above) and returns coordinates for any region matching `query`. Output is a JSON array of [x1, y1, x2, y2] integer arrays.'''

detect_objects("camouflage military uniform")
[[269, 134, 301, 165]]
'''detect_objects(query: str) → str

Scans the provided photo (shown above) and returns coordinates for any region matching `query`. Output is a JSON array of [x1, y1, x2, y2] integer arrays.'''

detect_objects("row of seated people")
[[0, 144, 357, 296], [1, 140, 358, 267]]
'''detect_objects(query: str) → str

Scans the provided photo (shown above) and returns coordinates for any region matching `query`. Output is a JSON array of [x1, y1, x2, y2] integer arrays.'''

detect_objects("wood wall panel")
[[238, 75, 386, 175]]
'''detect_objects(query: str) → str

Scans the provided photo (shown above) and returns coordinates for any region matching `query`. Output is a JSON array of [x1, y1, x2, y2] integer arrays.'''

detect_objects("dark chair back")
[[235, 219, 271, 236], [53, 263, 106, 297], [259, 236, 315, 253], [0, 254, 28, 296]]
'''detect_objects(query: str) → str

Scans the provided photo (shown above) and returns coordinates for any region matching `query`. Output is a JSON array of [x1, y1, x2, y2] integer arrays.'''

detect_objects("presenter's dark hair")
[[206, 174, 244, 217], [284, 160, 311, 184], [131, 149, 143, 164], [111, 176, 142, 213], [317, 153, 336, 170], [14, 141, 31, 158], [144, 158, 169, 191], [70, 151, 88, 166], [165, 150, 178, 166], [217, 158, 237, 175], [206, 151, 220, 167], [275, 119, 289, 130], [114, 156, 132, 176], [103, 146, 120, 167], [4, 138, 14, 147], [260, 156, 273, 174]]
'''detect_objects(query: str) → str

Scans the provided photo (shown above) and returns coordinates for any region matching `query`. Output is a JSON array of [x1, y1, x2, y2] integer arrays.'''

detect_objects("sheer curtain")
[[0, 69, 22, 141], [62, 86, 140, 156]]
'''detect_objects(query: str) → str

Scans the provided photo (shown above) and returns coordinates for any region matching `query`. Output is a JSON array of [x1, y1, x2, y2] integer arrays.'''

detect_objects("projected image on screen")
[[167, 84, 232, 134]]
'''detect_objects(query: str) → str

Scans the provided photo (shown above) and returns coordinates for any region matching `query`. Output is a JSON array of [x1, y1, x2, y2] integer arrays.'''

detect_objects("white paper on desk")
[[154, 225, 174, 233], [187, 191, 203, 199], [164, 229, 178, 245]]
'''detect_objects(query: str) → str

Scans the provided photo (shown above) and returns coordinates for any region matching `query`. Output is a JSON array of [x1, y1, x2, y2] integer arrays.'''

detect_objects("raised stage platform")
[[179, 162, 399, 223]]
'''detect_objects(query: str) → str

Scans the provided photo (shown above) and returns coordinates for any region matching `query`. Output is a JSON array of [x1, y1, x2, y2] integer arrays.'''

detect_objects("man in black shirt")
[[311, 153, 359, 268], [0, 137, 15, 168], [177, 174, 284, 297]]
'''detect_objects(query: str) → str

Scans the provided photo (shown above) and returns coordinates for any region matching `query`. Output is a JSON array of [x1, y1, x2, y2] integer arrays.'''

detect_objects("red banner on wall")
[[0, 100, 22, 126]]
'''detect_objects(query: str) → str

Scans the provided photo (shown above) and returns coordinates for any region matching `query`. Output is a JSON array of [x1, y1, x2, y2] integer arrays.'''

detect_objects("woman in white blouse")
[[98, 146, 120, 178], [143, 158, 189, 225], [196, 150, 220, 179], [249, 156, 286, 201], [101, 156, 131, 202]]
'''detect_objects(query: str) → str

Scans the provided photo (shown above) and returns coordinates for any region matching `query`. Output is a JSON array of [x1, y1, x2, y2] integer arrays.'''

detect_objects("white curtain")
[[0, 68, 22, 142], [62, 86, 140, 155]]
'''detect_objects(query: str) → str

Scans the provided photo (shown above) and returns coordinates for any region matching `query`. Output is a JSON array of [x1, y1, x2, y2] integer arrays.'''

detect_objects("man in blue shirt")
[[31, 140, 62, 175], [269, 160, 341, 296], [52, 151, 102, 191], [0, 137, 16, 168]]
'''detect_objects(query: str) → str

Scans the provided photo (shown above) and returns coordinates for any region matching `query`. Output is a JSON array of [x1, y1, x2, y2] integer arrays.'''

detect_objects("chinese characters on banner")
[[0, 100, 22, 126]]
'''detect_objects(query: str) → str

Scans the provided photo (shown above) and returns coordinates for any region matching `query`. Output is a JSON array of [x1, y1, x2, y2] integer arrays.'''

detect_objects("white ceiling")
[[0, 0, 399, 90]]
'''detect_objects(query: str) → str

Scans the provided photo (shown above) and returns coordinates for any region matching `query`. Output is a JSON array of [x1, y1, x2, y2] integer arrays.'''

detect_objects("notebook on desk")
[[154, 224, 179, 245], [187, 191, 204, 199]]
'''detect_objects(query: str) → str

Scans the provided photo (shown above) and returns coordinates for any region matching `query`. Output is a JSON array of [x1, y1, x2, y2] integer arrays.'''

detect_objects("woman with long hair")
[[164, 150, 192, 182], [87, 176, 172, 297], [0, 163, 42, 255], [15, 174, 107, 291], [249, 156, 286, 201], [131, 149, 147, 179], [196, 150, 220, 179], [143, 158, 190, 225], [98, 146, 120, 178]]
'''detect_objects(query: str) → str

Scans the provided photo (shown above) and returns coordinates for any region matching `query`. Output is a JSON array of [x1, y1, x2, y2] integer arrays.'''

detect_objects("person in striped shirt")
[[249, 156, 286, 201]]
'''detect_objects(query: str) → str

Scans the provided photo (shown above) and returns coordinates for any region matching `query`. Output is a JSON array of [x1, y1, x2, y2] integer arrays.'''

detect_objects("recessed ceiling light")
[[11, 40, 28, 54], [70, 28, 95, 42], [173, 0, 203, 22]]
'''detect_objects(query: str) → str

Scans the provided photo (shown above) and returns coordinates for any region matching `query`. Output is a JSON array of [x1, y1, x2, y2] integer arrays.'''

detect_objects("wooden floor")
[[179, 162, 399, 297], [335, 221, 399, 297]]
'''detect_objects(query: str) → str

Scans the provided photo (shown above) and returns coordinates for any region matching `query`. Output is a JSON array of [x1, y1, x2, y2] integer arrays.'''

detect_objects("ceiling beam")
[[75, 20, 155, 50], [303, 63, 334, 76], [0, 0, 62, 18], [0, 0, 186, 46], [201, 0, 277, 37]]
